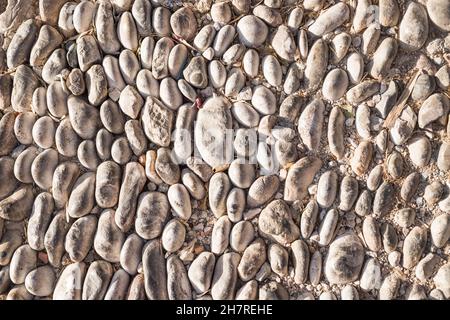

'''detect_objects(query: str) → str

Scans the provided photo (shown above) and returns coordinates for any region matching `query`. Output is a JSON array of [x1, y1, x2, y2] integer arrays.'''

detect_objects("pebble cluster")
[[0, 0, 450, 300]]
